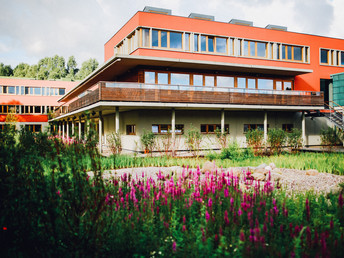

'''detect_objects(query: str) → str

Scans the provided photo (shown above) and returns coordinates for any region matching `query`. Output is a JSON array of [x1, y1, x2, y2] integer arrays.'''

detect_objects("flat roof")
[[60, 54, 312, 103]]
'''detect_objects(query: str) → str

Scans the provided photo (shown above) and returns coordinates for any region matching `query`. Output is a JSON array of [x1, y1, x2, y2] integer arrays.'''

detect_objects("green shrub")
[[214, 128, 228, 149], [220, 142, 254, 161], [288, 128, 303, 152], [267, 128, 287, 154], [320, 127, 342, 151], [245, 129, 264, 155], [185, 125, 202, 157], [141, 129, 155, 154]]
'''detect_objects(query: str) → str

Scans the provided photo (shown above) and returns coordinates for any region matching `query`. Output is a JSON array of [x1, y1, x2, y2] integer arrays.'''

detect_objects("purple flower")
[[172, 241, 176, 252], [238, 208, 242, 216], [208, 197, 213, 208], [205, 210, 210, 221]]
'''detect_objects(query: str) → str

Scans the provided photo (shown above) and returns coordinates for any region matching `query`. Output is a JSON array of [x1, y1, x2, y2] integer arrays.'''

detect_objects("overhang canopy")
[[60, 54, 313, 103]]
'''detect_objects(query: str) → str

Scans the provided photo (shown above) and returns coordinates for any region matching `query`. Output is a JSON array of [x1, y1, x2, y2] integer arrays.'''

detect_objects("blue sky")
[[0, 0, 342, 68]]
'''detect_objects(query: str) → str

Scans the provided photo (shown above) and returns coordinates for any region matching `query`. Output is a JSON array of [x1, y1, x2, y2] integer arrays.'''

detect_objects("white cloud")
[[0, 0, 342, 68]]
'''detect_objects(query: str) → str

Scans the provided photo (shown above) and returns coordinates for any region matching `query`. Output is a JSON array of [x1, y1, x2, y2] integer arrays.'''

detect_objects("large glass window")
[[157, 73, 168, 84], [142, 28, 150, 47], [244, 41, 249, 56], [193, 75, 203, 86], [194, 34, 199, 52], [145, 72, 155, 84], [216, 37, 227, 53], [171, 73, 189, 85], [321, 49, 329, 64], [204, 76, 214, 86], [170, 32, 182, 49], [152, 30, 159, 47], [208, 36, 214, 52], [8, 86, 15, 94], [217, 76, 234, 87], [276, 81, 282, 90], [294, 46, 302, 61], [247, 79, 256, 89], [257, 42, 266, 57], [284, 82, 292, 90], [161, 31, 167, 47], [184, 33, 190, 51], [237, 78, 246, 88], [258, 79, 273, 90], [201, 36, 206, 51]]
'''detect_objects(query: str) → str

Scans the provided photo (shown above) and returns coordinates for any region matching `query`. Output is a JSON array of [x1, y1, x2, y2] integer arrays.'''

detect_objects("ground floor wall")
[[98, 109, 332, 153], [0, 122, 49, 132]]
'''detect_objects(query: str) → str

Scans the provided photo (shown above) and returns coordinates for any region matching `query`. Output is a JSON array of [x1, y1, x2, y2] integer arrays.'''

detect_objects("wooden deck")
[[67, 82, 324, 113]]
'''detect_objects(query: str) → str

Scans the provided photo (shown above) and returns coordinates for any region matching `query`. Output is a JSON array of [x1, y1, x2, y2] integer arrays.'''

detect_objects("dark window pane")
[[208, 36, 214, 52], [201, 124, 207, 133], [294, 47, 302, 61], [201, 36, 206, 51], [287, 46, 292, 60], [257, 42, 266, 57], [161, 31, 167, 47], [321, 49, 329, 64], [282, 46, 286, 59], [59, 88, 65, 95], [341, 52, 344, 65], [250, 41, 255, 56], [194, 34, 199, 51], [152, 30, 159, 47], [8, 86, 15, 94], [216, 37, 226, 53]]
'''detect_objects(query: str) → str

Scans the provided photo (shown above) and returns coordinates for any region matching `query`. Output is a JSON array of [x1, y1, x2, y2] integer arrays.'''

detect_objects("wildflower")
[[224, 210, 229, 225], [56, 190, 61, 197], [208, 197, 213, 208], [172, 241, 177, 252], [205, 210, 210, 221], [240, 231, 245, 241], [182, 225, 186, 232], [238, 208, 242, 217]]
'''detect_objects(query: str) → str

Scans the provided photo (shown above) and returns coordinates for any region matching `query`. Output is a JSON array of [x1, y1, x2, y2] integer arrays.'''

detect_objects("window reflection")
[[193, 75, 203, 86], [247, 79, 256, 89], [205, 76, 214, 86], [237, 78, 246, 88], [145, 72, 155, 84], [152, 30, 159, 47], [217, 76, 234, 87], [158, 73, 168, 84], [216, 37, 227, 53], [161, 31, 167, 47], [258, 79, 273, 90], [170, 32, 182, 49], [171, 73, 189, 85], [257, 42, 266, 57]]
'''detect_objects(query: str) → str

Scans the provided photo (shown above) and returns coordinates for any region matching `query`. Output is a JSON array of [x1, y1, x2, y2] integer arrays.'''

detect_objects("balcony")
[[67, 81, 324, 113]]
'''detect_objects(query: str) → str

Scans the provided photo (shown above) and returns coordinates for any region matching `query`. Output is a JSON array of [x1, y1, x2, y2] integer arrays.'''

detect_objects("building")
[[0, 77, 77, 131], [53, 7, 344, 153]]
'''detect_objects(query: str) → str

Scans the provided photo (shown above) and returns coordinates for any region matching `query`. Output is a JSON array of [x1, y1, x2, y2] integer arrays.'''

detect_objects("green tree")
[[13, 63, 30, 77], [0, 63, 13, 76], [66, 56, 78, 79], [75, 58, 99, 80]]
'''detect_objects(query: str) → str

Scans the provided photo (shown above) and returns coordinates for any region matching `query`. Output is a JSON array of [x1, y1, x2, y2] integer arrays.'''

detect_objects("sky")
[[0, 0, 343, 68]]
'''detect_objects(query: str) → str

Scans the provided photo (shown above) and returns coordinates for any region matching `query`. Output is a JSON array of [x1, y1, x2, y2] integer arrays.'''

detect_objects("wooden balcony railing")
[[64, 81, 324, 114]]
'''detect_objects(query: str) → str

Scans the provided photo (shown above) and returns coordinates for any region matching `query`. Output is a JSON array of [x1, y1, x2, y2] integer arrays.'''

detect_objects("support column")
[[62, 121, 65, 139], [58, 122, 61, 137], [78, 117, 82, 140], [302, 111, 306, 146], [115, 106, 119, 133], [72, 119, 75, 136], [99, 111, 103, 153], [66, 120, 69, 139], [221, 109, 225, 134], [171, 108, 176, 155], [264, 112, 268, 144]]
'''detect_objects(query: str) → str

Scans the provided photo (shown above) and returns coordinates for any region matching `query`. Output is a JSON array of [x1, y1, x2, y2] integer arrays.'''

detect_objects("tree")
[[13, 63, 30, 77], [0, 63, 13, 76], [75, 58, 99, 80], [66, 56, 78, 79]]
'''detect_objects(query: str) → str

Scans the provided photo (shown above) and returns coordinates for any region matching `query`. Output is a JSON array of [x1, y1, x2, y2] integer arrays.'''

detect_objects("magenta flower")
[[240, 231, 245, 241], [339, 194, 343, 208], [205, 210, 210, 221], [183, 215, 186, 224], [182, 225, 186, 232], [208, 197, 213, 207], [238, 208, 242, 216], [56, 190, 61, 197], [172, 241, 176, 252]]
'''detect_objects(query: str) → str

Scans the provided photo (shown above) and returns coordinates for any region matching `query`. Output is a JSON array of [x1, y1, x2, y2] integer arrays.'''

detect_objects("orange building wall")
[[104, 11, 344, 92]]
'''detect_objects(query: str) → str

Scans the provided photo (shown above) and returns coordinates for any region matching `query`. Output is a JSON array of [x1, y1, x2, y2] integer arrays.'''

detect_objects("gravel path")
[[91, 166, 344, 195]]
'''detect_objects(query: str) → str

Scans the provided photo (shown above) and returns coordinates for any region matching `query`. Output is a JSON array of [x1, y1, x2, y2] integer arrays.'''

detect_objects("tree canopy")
[[1, 55, 99, 81]]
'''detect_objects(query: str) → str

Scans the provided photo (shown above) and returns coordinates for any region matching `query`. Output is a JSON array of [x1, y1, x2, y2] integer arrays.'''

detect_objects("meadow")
[[1, 127, 343, 257]]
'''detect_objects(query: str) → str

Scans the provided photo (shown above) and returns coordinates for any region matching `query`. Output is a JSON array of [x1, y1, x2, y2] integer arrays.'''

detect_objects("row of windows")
[[0, 85, 65, 96], [115, 27, 310, 63], [0, 124, 42, 132], [125, 123, 294, 135], [0, 105, 61, 114], [144, 71, 293, 90], [320, 48, 344, 66]]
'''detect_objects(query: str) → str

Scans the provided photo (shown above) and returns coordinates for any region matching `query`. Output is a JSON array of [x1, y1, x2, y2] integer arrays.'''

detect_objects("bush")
[[288, 128, 303, 152], [219, 142, 254, 161], [245, 129, 264, 155], [141, 129, 155, 154], [107, 132, 122, 155], [214, 128, 228, 149], [185, 125, 202, 157], [320, 127, 342, 151], [267, 128, 287, 155]]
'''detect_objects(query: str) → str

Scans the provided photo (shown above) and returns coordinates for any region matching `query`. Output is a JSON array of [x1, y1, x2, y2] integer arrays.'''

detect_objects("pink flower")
[[172, 241, 176, 252], [205, 210, 210, 221], [240, 231, 245, 241], [208, 197, 213, 207], [238, 208, 242, 216], [182, 225, 186, 232], [56, 190, 61, 197]]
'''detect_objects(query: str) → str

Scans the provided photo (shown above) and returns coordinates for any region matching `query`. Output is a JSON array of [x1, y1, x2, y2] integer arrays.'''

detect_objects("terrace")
[[64, 81, 324, 114]]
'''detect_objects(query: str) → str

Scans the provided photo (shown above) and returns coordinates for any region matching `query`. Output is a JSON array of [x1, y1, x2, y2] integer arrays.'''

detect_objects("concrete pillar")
[[171, 108, 176, 139], [78, 117, 82, 140], [66, 121, 69, 139], [99, 111, 103, 153], [62, 121, 65, 139], [115, 106, 119, 133], [72, 119, 75, 136], [302, 111, 306, 146], [221, 109, 225, 134], [264, 112, 268, 143], [58, 123, 61, 137]]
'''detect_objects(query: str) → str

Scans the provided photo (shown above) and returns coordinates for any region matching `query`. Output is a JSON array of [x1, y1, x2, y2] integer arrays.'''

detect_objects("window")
[[184, 33, 190, 51], [237, 78, 246, 88], [34, 87, 41, 95], [276, 81, 282, 90], [3, 86, 15, 94], [282, 45, 303, 61], [282, 124, 293, 132], [171, 73, 189, 85], [247, 79, 256, 89], [258, 79, 273, 90], [201, 124, 229, 134], [244, 124, 267, 133], [157, 73, 168, 84], [216, 37, 227, 53], [142, 28, 150, 47], [126, 125, 136, 135], [217, 76, 234, 87], [204, 76, 214, 86], [152, 124, 184, 134], [25, 124, 42, 132], [244, 40, 266, 58], [193, 75, 203, 86], [320, 49, 329, 64], [341, 51, 344, 65], [145, 71, 155, 84], [34, 106, 41, 113], [293, 47, 302, 61], [284, 82, 292, 90], [170, 32, 182, 49], [194, 34, 199, 52], [59, 88, 65, 95]]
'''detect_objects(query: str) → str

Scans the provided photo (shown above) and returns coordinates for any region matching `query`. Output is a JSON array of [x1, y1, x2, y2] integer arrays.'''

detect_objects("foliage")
[[185, 125, 202, 157], [107, 132, 122, 155], [141, 129, 155, 154], [1, 127, 344, 257], [214, 128, 228, 149], [3, 55, 98, 80], [219, 142, 254, 161], [320, 127, 342, 151], [267, 128, 287, 155], [245, 129, 264, 155], [288, 128, 303, 152]]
